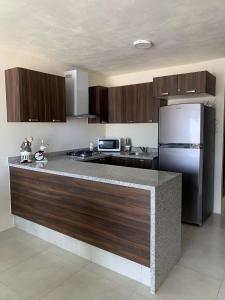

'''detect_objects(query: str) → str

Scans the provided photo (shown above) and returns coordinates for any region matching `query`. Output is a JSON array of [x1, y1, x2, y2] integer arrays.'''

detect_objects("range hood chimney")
[[65, 69, 94, 118]]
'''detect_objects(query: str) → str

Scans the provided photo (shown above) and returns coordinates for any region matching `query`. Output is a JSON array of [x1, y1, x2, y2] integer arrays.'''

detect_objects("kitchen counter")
[[8, 152, 181, 294], [9, 155, 176, 190]]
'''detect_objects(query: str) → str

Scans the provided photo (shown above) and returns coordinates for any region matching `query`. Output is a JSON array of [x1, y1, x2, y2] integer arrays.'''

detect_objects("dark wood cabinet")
[[5, 67, 66, 122], [108, 86, 125, 123], [123, 84, 136, 123], [88, 86, 108, 124], [177, 71, 216, 96], [88, 155, 153, 169], [153, 75, 178, 98], [111, 156, 152, 169], [135, 82, 162, 123], [10, 167, 150, 266], [108, 82, 163, 124], [153, 71, 216, 98], [89, 157, 112, 165]]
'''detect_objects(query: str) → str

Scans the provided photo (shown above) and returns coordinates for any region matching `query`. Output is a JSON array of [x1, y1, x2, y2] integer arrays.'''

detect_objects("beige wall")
[[0, 49, 105, 232], [104, 58, 225, 214]]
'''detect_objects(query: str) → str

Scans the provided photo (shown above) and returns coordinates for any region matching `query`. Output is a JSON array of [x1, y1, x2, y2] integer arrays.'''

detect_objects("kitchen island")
[[8, 155, 181, 294]]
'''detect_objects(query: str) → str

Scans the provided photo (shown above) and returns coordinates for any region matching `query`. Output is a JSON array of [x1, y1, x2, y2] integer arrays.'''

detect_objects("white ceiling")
[[1, 0, 225, 75]]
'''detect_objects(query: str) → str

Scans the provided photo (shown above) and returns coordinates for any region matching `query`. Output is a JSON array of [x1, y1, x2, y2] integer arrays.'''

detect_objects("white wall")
[[0, 49, 105, 232], [104, 58, 225, 214]]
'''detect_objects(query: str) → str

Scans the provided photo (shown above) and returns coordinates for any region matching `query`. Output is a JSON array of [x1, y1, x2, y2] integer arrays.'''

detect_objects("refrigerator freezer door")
[[159, 147, 203, 225], [159, 104, 204, 144]]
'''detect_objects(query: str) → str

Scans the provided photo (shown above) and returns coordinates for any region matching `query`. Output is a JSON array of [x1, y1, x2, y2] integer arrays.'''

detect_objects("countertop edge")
[[9, 163, 155, 191]]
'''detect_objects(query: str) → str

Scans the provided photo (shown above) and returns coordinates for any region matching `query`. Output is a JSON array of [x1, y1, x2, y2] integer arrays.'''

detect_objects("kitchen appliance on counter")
[[159, 103, 215, 225], [98, 138, 121, 152]]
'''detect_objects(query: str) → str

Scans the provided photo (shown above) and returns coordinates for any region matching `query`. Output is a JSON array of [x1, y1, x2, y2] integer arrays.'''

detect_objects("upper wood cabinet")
[[88, 86, 108, 124], [5, 67, 66, 122], [108, 82, 164, 124], [108, 86, 125, 123], [177, 71, 216, 96], [153, 75, 178, 98], [153, 71, 216, 98]]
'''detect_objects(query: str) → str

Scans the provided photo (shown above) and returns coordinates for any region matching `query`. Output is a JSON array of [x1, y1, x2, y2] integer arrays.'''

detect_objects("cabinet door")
[[133, 159, 152, 169], [153, 75, 178, 97], [5, 67, 66, 122], [124, 85, 136, 123], [108, 87, 124, 123], [42, 73, 66, 122], [136, 82, 160, 123], [45, 73, 66, 122], [88, 86, 108, 124], [177, 71, 214, 95], [5, 68, 41, 122]]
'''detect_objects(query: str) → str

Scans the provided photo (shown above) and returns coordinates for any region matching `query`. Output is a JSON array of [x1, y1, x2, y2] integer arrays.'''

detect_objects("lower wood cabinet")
[[5, 67, 66, 122], [111, 156, 152, 169], [89, 156, 153, 169], [10, 167, 150, 266]]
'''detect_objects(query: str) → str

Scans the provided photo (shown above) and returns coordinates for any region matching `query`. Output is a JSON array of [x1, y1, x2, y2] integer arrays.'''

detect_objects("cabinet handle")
[[128, 120, 134, 123], [52, 119, 61, 122], [185, 90, 196, 94], [148, 120, 153, 123], [161, 92, 169, 95], [28, 118, 39, 122]]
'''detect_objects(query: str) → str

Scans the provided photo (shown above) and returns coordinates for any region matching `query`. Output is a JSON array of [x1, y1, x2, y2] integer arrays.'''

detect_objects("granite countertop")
[[9, 154, 180, 190]]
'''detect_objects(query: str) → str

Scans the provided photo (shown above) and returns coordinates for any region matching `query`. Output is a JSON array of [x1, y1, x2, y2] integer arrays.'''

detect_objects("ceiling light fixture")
[[133, 40, 153, 49]]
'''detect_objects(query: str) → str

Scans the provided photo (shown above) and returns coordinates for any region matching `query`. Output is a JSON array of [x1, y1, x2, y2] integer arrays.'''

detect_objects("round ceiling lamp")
[[133, 40, 153, 49]]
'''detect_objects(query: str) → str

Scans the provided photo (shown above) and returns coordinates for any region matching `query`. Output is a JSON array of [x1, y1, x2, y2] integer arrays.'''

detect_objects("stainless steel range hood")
[[65, 69, 95, 118]]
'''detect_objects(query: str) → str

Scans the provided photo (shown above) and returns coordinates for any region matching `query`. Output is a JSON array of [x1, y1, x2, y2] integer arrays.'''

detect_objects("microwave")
[[98, 138, 121, 152]]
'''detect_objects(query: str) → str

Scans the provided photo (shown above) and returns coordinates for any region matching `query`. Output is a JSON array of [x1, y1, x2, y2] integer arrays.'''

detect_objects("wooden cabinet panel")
[[5, 67, 66, 122], [111, 156, 152, 169], [88, 157, 112, 164], [108, 86, 124, 123], [135, 82, 160, 123], [153, 75, 178, 98], [5, 68, 41, 122], [10, 167, 150, 266], [177, 71, 216, 96], [153, 71, 216, 98], [42, 73, 66, 122], [108, 82, 162, 124], [88, 86, 108, 124], [124, 84, 136, 123]]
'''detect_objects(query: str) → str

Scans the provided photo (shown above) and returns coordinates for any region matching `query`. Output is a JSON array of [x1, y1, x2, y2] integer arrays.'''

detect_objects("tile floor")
[[0, 214, 225, 299]]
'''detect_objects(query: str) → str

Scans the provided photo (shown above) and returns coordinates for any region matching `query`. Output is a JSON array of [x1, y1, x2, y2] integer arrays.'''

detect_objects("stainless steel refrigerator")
[[159, 103, 215, 225]]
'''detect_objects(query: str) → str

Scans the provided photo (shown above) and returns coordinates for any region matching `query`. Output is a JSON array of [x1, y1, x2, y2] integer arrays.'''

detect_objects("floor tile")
[[0, 235, 50, 273], [134, 264, 221, 300], [0, 250, 86, 300], [180, 239, 225, 280], [41, 268, 133, 300], [0, 227, 30, 242], [216, 281, 225, 300], [45, 245, 90, 267], [128, 293, 151, 300], [204, 213, 225, 230], [83, 262, 140, 291], [0, 282, 22, 300]]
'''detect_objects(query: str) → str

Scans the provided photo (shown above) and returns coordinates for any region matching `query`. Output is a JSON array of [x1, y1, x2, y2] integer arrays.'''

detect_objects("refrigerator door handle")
[[159, 143, 203, 149]]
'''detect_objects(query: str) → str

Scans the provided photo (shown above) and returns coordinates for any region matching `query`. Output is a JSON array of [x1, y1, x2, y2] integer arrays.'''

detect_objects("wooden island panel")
[[10, 167, 150, 266]]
